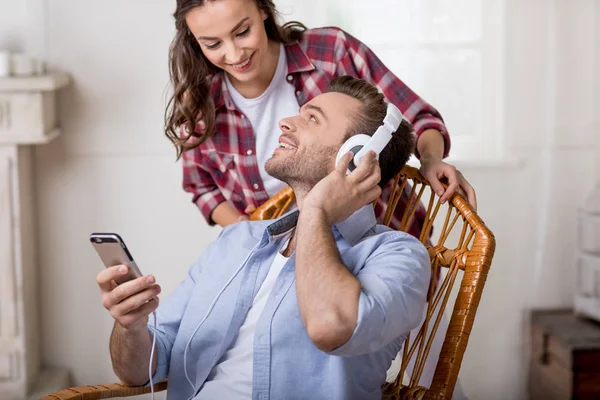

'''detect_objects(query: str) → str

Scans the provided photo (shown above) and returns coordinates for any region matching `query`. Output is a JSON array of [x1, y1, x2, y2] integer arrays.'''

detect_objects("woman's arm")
[[210, 202, 245, 227], [417, 128, 445, 161], [417, 129, 477, 210], [182, 143, 249, 226], [332, 28, 477, 209]]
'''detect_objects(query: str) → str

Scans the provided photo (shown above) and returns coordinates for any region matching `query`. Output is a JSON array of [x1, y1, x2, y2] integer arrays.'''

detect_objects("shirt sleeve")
[[333, 28, 451, 159], [146, 228, 225, 383], [181, 124, 227, 226], [327, 233, 431, 357]]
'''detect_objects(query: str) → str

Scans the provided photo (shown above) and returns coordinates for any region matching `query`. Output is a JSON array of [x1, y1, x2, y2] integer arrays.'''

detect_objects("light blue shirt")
[[148, 205, 430, 400]]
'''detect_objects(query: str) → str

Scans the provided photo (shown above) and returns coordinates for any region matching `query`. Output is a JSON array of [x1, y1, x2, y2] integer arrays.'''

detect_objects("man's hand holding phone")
[[96, 266, 161, 331], [90, 233, 160, 387]]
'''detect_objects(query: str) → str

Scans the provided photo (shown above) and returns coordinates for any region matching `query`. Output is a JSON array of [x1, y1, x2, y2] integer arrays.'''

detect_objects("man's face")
[[265, 92, 361, 188]]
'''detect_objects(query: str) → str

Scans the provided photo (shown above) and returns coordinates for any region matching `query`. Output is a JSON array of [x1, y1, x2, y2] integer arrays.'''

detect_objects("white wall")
[[1, 0, 599, 399], [32, 0, 223, 388], [0, 2, 28, 51]]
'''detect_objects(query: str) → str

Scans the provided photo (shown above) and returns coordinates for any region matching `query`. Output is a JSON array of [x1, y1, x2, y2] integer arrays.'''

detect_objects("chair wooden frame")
[[43, 165, 495, 400]]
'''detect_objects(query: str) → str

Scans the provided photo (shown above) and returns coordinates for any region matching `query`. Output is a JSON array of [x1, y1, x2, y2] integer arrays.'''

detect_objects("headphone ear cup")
[[336, 134, 371, 172]]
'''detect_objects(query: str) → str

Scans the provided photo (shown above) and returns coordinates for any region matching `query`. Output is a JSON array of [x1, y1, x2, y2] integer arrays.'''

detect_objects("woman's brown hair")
[[165, 0, 306, 158]]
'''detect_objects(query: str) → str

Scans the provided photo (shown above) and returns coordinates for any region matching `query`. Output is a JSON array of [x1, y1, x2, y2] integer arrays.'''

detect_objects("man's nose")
[[279, 117, 297, 132]]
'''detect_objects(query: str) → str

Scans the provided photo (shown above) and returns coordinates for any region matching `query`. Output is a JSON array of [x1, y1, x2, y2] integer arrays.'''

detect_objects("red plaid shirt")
[[182, 27, 450, 237]]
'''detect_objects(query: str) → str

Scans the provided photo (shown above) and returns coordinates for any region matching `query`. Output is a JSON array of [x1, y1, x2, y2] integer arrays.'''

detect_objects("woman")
[[165, 0, 477, 231]]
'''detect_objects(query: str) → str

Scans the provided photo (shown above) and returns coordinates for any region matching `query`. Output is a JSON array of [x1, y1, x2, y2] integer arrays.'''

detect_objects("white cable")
[[183, 242, 260, 398], [149, 311, 157, 400]]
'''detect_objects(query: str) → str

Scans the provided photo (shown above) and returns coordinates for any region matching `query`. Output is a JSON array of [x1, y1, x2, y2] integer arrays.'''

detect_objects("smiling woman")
[[185, 3, 278, 97], [164, 0, 476, 230]]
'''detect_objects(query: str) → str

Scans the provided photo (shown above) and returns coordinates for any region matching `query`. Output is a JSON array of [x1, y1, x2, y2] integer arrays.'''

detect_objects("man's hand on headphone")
[[303, 150, 382, 225], [96, 266, 161, 331], [419, 157, 477, 212]]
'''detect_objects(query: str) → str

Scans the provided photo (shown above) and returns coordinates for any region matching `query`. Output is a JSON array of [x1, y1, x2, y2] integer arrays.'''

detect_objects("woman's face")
[[186, 0, 270, 83]]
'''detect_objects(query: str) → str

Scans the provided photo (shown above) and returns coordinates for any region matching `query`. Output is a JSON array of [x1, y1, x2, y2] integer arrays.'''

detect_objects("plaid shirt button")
[[253, 183, 259, 190], [247, 150, 253, 155], [287, 75, 293, 81]]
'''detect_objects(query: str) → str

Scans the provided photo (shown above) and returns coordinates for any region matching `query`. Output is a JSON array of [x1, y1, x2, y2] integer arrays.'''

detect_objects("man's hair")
[[326, 76, 415, 187]]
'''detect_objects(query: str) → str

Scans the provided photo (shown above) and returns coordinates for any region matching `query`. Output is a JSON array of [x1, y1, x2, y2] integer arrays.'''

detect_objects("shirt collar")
[[264, 205, 377, 247], [210, 72, 233, 111], [284, 41, 315, 74], [210, 40, 315, 112]]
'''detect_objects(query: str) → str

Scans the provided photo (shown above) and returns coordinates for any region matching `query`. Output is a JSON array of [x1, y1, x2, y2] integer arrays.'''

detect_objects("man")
[[96, 76, 431, 400]]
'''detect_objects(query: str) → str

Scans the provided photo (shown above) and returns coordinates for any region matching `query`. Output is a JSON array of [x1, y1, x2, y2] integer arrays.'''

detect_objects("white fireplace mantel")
[[0, 72, 71, 399]]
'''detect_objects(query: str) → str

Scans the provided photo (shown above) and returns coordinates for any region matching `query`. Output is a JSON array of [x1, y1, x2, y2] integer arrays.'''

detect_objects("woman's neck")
[[228, 40, 281, 99]]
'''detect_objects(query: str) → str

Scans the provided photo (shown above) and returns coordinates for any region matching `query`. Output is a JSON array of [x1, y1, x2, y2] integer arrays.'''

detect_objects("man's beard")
[[265, 145, 338, 192]]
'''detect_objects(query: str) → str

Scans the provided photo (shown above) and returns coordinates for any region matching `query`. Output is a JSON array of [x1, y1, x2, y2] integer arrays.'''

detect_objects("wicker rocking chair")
[[43, 165, 495, 400]]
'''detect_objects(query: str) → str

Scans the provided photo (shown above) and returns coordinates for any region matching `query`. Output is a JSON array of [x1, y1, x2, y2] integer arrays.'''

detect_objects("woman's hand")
[[420, 157, 477, 211], [237, 204, 257, 222]]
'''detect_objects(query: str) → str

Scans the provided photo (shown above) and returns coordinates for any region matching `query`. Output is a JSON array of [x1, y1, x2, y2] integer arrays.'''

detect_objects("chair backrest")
[[250, 165, 496, 400]]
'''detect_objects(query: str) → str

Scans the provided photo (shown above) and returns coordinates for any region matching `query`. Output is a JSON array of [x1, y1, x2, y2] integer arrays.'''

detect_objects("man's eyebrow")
[[197, 17, 250, 40], [304, 104, 328, 122]]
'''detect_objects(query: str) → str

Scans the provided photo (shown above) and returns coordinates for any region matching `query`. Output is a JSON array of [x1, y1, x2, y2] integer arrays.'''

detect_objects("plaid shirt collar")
[[210, 41, 315, 111]]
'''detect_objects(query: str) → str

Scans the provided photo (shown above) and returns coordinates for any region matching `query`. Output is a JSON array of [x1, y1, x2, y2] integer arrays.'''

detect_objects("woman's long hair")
[[165, 0, 306, 158]]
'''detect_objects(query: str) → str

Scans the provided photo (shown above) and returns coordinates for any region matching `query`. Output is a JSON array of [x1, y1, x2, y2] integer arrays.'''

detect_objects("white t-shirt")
[[197, 247, 290, 399], [225, 43, 300, 198]]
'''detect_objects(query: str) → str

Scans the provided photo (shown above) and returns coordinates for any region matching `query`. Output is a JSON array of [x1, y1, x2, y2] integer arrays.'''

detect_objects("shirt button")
[[247, 150, 253, 155], [241, 114, 246, 119], [296, 90, 301, 96], [253, 183, 260, 190], [287, 75, 293, 82], [220, 165, 226, 173]]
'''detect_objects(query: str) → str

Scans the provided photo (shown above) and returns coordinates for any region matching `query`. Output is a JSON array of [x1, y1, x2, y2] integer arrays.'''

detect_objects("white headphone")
[[335, 102, 404, 173]]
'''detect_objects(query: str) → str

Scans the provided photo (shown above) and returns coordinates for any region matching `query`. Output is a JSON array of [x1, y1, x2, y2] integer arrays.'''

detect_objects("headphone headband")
[[352, 103, 404, 166]]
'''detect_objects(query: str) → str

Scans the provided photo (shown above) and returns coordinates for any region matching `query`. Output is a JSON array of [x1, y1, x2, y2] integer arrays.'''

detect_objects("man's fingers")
[[117, 298, 160, 329], [336, 151, 354, 173], [244, 204, 256, 215], [358, 164, 381, 191], [109, 275, 157, 306], [359, 150, 378, 165], [349, 151, 377, 182], [96, 265, 128, 292], [111, 285, 162, 317], [365, 185, 382, 204]]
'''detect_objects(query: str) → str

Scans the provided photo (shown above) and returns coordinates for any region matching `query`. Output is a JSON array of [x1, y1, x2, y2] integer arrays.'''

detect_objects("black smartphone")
[[90, 232, 143, 285]]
